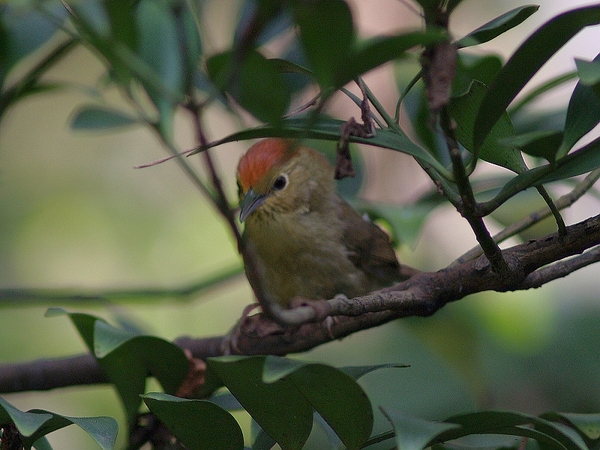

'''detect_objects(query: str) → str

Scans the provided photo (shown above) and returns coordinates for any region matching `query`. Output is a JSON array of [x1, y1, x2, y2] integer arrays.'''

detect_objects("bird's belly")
[[259, 243, 367, 305]]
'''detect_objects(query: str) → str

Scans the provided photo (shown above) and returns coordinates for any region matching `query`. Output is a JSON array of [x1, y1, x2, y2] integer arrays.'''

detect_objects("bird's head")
[[236, 139, 333, 222]]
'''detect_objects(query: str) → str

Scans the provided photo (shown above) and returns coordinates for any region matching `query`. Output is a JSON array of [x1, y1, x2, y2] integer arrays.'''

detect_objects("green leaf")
[[136, 0, 184, 135], [0, 4, 64, 82], [197, 116, 440, 169], [48, 310, 188, 424], [359, 201, 442, 247], [499, 130, 563, 162], [456, 5, 539, 48], [293, 0, 355, 88], [540, 135, 600, 183], [449, 81, 528, 173], [178, 4, 202, 84], [0, 397, 117, 450], [207, 356, 313, 450], [142, 393, 243, 450], [543, 412, 600, 441], [474, 5, 600, 150], [0, 397, 52, 438], [382, 408, 460, 450], [31, 436, 52, 450], [206, 49, 290, 123], [575, 58, 600, 86], [263, 356, 373, 450], [341, 364, 410, 380], [335, 31, 446, 88], [70, 106, 138, 130], [445, 411, 587, 450], [486, 134, 600, 211], [268, 58, 315, 77], [93, 320, 189, 421], [26, 412, 118, 450], [453, 52, 503, 97], [557, 56, 600, 158]]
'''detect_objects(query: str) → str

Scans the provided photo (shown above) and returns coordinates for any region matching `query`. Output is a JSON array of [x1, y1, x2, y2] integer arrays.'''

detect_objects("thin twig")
[[4, 212, 600, 393], [536, 185, 567, 236], [440, 108, 509, 275], [0, 266, 243, 305], [454, 168, 600, 265], [521, 245, 600, 289]]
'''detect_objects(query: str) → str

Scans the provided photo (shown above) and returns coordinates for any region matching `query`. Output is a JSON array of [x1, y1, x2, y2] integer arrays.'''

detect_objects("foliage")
[[2, 0, 600, 449]]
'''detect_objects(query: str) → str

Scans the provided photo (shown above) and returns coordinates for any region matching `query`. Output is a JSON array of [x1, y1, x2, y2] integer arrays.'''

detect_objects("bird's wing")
[[338, 199, 405, 287]]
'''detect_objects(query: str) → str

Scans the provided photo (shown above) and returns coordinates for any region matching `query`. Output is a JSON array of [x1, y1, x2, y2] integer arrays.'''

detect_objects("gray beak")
[[239, 188, 267, 222]]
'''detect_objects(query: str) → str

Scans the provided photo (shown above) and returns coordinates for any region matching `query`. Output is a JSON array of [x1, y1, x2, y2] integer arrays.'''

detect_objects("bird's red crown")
[[237, 139, 294, 192]]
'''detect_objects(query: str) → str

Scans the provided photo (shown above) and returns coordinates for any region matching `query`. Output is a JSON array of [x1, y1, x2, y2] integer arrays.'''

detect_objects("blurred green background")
[[2, 0, 600, 448]]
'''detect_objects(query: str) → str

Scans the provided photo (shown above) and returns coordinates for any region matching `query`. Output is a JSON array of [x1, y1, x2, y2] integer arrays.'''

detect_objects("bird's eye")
[[272, 174, 288, 191]]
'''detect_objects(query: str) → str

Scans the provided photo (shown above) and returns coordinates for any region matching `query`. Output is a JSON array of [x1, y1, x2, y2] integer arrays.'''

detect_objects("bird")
[[236, 138, 410, 308]]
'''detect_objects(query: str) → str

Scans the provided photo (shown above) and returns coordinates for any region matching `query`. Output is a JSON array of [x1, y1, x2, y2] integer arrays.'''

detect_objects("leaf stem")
[[440, 107, 509, 275]]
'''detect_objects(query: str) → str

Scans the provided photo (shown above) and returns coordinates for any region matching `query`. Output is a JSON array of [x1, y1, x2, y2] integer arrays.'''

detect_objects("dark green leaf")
[[485, 134, 600, 211], [575, 58, 600, 85], [235, 0, 290, 46], [453, 52, 503, 97], [93, 320, 189, 421], [543, 412, 600, 442], [252, 427, 278, 450], [499, 130, 563, 162], [445, 411, 587, 450], [341, 364, 410, 380], [510, 71, 578, 115], [0, 396, 117, 450], [295, 367, 372, 450], [449, 81, 528, 173], [268, 58, 314, 77], [359, 201, 440, 246], [143, 393, 243, 450], [197, 117, 439, 168], [47, 309, 188, 424], [179, 5, 202, 83], [206, 50, 290, 123], [474, 5, 600, 150], [136, 0, 184, 133], [293, 0, 355, 87], [31, 436, 52, 450], [0, 4, 65, 82], [0, 397, 52, 438], [26, 412, 118, 450], [208, 356, 313, 450], [335, 31, 446, 88], [382, 408, 460, 450], [70, 106, 138, 130], [105, 0, 136, 50], [557, 56, 600, 158], [540, 135, 600, 183], [456, 5, 539, 48]]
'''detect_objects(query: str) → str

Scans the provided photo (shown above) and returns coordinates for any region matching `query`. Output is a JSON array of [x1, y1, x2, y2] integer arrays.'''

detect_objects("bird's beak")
[[239, 188, 267, 222]]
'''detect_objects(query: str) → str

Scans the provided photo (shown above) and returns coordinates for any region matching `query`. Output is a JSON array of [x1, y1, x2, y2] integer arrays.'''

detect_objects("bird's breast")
[[243, 211, 368, 305]]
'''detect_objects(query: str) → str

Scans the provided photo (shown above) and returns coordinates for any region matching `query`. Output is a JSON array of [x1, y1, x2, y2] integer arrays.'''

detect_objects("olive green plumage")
[[237, 138, 404, 307]]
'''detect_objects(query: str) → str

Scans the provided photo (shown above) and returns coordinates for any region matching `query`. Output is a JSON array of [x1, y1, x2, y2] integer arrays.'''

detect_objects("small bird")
[[237, 138, 408, 308]]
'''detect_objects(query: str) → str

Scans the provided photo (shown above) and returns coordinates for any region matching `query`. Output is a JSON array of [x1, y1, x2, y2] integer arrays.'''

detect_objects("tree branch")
[[455, 168, 600, 265], [2, 213, 600, 394]]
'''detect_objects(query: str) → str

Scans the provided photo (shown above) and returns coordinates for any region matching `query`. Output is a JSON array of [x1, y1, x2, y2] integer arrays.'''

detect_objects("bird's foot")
[[289, 296, 338, 339], [222, 303, 288, 354]]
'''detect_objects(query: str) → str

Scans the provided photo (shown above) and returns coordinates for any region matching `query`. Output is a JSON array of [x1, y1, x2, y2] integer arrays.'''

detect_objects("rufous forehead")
[[237, 139, 293, 191]]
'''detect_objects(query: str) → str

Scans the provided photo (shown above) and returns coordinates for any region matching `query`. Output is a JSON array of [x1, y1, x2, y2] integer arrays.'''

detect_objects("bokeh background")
[[2, 0, 600, 448]]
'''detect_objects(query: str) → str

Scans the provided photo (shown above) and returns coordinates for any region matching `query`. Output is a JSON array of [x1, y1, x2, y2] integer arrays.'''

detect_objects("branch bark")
[[2, 213, 600, 394]]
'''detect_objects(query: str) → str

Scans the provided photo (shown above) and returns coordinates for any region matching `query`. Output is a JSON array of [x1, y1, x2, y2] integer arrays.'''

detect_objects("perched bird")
[[237, 138, 408, 308]]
